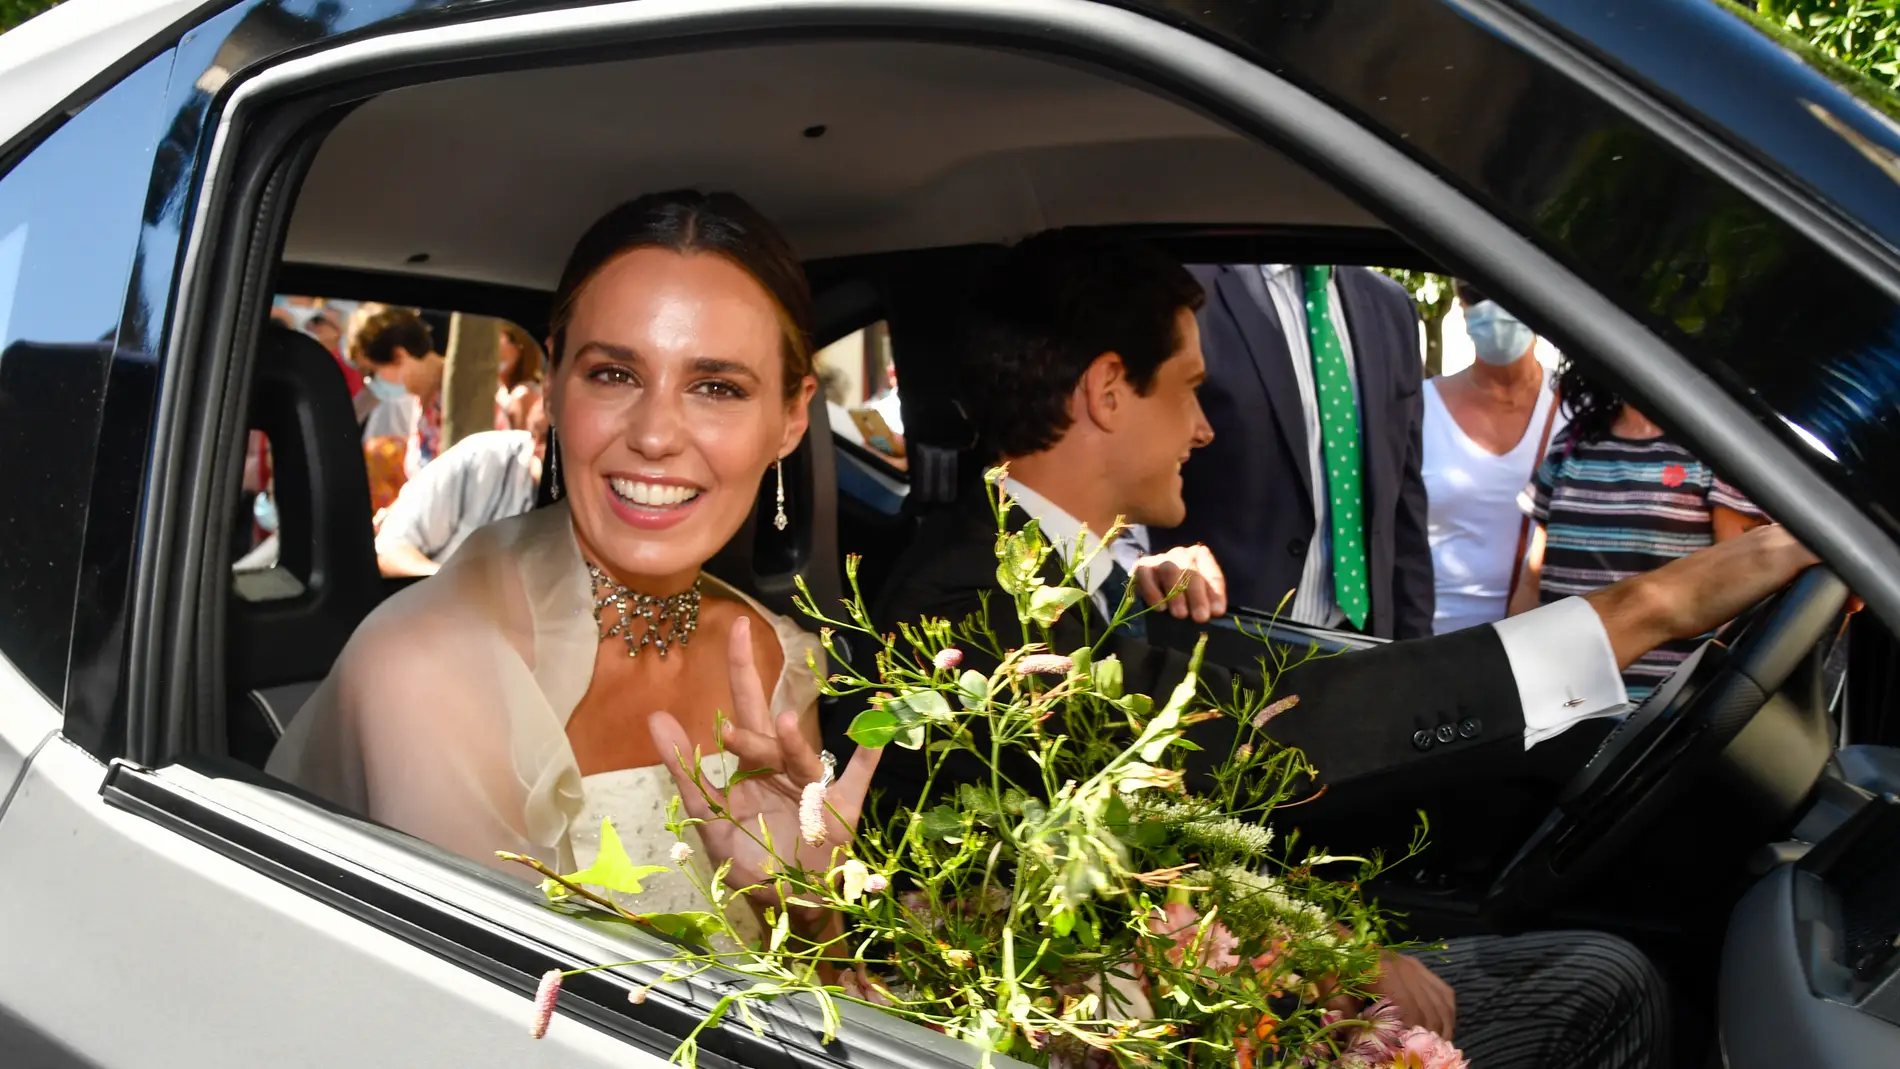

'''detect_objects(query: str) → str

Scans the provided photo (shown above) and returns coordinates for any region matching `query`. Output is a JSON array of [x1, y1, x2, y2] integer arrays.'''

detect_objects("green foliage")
[[513, 468, 1427, 1069], [1720, 1, 1900, 119], [0, 0, 63, 35], [1375, 269, 1456, 377]]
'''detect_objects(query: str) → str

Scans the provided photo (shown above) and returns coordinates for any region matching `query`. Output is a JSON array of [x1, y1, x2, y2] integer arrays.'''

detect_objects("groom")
[[867, 231, 1817, 1067]]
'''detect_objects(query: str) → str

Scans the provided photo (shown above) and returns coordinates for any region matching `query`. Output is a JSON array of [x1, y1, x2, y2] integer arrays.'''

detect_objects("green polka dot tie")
[[1302, 265, 1369, 629]]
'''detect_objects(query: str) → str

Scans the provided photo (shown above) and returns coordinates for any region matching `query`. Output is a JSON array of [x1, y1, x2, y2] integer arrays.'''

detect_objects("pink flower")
[[865, 872, 889, 894], [669, 841, 693, 863], [800, 781, 828, 846], [1343, 999, 1408, 1061], [1252, 694, 1299, 729], [1147, 902, 1241, 972], [932, 648, 963, 672], [1015, 653, 1074, 677], [529, 968, 563, 1038], [1390, 1027, 1468, 1069], [627, 986, 648, 1005]]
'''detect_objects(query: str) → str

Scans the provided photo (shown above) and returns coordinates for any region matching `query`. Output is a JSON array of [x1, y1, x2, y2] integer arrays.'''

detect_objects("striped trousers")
[[1406, 930, 1671, 1069]]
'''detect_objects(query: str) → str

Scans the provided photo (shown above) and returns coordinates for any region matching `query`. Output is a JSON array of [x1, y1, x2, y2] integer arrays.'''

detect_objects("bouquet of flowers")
[[508, 470, 1456, 1069]]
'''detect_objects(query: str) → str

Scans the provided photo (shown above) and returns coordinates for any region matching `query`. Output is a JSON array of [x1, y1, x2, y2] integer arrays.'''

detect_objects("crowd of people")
[[250, 193, 1816, 1069]]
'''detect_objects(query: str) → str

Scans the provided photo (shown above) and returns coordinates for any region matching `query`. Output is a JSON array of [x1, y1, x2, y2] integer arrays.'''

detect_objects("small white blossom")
[[800, 781, 828, 846], [669, 841, 693, 864], [865, 873, 889, 894], [933, 647, 963, 672]]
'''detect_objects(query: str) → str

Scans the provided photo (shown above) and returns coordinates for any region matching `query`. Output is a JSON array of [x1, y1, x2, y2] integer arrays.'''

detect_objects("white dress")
[[1421, 374, 1566, 635], [266, 500, 820, 934]]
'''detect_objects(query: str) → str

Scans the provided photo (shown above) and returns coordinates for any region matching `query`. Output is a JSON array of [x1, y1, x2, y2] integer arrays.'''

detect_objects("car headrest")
[[229, 325, 382, 692], [537, 386, 842, 624]]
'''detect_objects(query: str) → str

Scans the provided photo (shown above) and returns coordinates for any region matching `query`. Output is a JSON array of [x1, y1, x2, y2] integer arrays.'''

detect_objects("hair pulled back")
[[548, 190, 814, 399]]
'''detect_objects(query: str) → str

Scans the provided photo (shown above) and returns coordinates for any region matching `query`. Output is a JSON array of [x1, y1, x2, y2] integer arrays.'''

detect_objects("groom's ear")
[[1078, 351, 1129, 432]]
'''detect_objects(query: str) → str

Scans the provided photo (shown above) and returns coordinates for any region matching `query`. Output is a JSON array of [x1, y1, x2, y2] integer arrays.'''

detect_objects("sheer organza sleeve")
[[266, 524, 583, 877]]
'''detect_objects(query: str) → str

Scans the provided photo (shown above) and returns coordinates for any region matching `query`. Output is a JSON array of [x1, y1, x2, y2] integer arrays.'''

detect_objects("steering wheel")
[[1482, 566, 1849, 925]]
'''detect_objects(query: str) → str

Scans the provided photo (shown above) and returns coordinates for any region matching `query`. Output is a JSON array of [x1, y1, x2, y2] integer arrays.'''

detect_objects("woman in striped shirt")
[[1508, 361, 1767, 701]]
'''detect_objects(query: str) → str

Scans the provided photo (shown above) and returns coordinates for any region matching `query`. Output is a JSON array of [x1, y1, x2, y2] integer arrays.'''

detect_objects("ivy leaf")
[[957, 669, 990, 709], [847, 706, 902, 748], [1028, 586, 1086, 626], [561, 819, 671, 895]]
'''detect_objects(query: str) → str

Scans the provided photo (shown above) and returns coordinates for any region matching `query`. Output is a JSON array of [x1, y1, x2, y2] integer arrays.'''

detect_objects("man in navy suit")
[[1153, 264, 1434, 639]]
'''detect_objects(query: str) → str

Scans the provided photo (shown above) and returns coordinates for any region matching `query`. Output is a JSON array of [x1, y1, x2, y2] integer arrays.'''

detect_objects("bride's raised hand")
[[650, 616, 882, 912]]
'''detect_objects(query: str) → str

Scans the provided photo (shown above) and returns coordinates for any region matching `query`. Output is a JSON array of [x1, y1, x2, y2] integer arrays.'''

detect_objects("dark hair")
[[962, 231, 1205, 458], [1556, 355, 1626, 445], [349, 308, 433, 368], [1454, 279, 1488, 306], [549, 190, 813, 399]]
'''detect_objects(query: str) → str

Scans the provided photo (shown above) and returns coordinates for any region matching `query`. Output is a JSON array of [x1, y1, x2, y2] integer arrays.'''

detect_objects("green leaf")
[[561, 819, 671, 895], [725, 766, 776, 788], [1116, 693, 1152, 718], [1027, 585, 1086, 626], [1094, 656, 1124, 700], [640, 911, 725, 947], [957, 670, 990, 709], [921, 805, 964, 840], [900, 688, 952, 719], [847, 706, 903, 748]]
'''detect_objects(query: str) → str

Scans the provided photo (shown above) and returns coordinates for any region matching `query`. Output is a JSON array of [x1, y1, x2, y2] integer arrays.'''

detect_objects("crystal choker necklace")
[[587, 564, 701, 659]]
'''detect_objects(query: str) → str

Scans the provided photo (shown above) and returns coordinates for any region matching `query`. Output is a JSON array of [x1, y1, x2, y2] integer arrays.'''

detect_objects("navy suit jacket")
[[1156, 264, 1434, 640]]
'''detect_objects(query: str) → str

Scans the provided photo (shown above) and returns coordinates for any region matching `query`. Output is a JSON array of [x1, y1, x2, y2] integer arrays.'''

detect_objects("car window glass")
[[817, 320, 907, 476], [0, 53, 172, 702]]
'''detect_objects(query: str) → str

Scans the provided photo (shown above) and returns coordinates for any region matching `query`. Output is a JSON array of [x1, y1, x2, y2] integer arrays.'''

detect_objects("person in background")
[[305, 310, 363, 397], [1421, 282, 1565, 634], [374, 408, 546, 577], [1510, 360, 1769, 701], [1153, 263, 1433, 638], [496, 320, 546, 431], [349, 307, 440, 510]]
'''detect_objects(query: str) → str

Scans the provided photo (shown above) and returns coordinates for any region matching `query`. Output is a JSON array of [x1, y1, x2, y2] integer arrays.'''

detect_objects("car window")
[[0, 53, 173, 702], [817, 319, 908, 472]]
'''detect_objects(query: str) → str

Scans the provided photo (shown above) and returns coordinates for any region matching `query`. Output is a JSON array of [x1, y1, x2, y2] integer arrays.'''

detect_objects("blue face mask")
[[253, 491, 279, 534], [1464, 301, 1536, 366], [365, 376, 409, 402]]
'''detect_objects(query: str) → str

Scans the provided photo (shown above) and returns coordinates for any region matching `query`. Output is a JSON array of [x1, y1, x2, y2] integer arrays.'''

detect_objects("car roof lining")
[[282, 38, 1387, 290]]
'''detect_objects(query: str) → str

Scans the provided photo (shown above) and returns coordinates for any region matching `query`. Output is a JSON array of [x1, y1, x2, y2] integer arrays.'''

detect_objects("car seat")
[[226, 324, 383, 765]]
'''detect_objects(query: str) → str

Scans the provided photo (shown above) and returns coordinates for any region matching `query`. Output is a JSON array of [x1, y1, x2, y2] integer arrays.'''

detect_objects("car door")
[[5, 1, 1900, 1068]]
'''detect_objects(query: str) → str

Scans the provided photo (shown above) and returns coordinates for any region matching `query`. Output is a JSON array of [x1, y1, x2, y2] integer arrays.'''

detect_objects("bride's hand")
[[650, 616, 882, 918]]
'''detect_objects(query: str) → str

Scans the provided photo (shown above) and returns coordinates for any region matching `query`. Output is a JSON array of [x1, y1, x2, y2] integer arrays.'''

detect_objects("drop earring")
[[773, 458, 788, 530], [549, 426, 563, 501]]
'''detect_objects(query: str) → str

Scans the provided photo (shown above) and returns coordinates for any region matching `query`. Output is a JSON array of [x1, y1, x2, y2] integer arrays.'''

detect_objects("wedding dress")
[[267, 500, 817, 940]]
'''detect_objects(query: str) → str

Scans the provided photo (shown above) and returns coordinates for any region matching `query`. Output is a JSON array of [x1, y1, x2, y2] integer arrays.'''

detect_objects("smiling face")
[[548, 247, 813, 591], [1109, 307, 1212, 528]]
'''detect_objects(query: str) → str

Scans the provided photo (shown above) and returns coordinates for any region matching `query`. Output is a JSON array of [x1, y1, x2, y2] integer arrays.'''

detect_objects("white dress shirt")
[[1253, 264, 1360, 630], [1006, 476, 1630, 749]]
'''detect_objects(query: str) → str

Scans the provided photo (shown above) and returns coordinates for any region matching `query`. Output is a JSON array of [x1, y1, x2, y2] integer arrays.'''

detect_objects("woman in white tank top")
[[1422, 287, 1567, 634]]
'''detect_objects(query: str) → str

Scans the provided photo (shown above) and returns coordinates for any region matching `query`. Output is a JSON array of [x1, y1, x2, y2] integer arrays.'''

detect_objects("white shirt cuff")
[[1489, 596, 1631, 750]]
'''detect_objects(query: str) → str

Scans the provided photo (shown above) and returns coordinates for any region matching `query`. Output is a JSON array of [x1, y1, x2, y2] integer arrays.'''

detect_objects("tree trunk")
[[1422, 311, 1445, 378], [442, 312, 500, 449]]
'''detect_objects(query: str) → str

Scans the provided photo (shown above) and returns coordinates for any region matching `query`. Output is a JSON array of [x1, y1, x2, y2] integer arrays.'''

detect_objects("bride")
[[268, 191, 883, 932]]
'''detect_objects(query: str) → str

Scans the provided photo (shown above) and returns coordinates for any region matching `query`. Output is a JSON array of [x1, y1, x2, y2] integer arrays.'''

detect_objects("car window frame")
[[119, 0, 1900, 1058]]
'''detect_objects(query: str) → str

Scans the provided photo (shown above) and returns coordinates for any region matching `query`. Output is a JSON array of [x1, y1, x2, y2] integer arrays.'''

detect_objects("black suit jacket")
[[863, 496, 1522, 809], [1154, 265, 1433, 640]]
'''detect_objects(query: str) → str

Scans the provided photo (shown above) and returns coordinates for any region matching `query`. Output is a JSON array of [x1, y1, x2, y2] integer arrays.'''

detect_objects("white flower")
[[800, 781, 828, 846], [840, 858, 871, 902], [668, 841, 693, 864], [1015, 653, 1074, 676], [627, 986, 648, 1005], [865, 873, 889, 894]]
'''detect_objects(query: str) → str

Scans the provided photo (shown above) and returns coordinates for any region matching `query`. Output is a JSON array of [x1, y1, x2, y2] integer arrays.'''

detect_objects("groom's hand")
[[1134, 544, 1228, 622], [1370, 950, 1457, 1039]]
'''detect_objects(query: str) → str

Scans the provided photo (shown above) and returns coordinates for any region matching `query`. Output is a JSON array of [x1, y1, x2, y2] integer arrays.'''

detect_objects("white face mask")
[[1464, 301, 1536, 366], [365, 375, 409, 402]]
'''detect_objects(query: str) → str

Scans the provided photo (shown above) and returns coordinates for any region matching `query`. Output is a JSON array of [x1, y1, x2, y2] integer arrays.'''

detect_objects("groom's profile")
[[860, 230, 1816, 1067]]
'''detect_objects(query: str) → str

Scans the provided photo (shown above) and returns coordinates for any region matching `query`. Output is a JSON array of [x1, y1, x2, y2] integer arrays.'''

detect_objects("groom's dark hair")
[[962, 231, 1204, 458]]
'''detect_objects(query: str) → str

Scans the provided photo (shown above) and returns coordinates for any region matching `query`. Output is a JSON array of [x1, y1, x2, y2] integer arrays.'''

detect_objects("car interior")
[[165, 32, 1900, 1065]]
